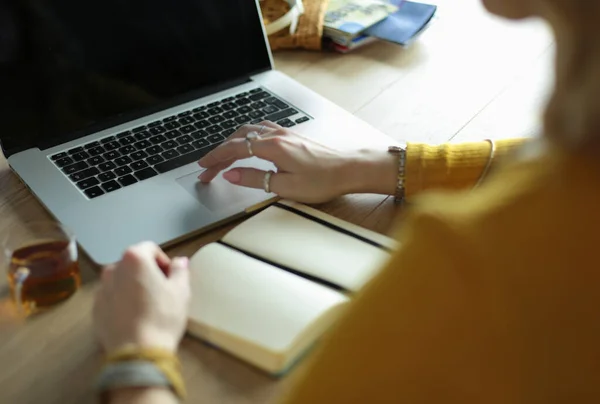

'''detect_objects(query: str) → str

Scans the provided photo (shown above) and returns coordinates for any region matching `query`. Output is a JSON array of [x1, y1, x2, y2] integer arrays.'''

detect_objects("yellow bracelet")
[[474, 139, 496, 188], [103, 345, 186, 401]]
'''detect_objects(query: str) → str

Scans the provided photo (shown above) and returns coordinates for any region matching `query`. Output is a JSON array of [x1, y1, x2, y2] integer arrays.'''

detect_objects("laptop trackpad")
[[176, 170, 268, 213]]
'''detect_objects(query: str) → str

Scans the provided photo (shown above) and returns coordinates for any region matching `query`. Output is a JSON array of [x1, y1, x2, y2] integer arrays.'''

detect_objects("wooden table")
[[0, 1, 553, 403]]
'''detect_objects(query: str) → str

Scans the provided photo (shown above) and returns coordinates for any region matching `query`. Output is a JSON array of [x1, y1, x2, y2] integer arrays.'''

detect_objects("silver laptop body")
[[1, 0, 392, 264]]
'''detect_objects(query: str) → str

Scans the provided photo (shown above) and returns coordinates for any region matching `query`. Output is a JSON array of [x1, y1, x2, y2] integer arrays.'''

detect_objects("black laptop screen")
[[0, 0, 271, 155]]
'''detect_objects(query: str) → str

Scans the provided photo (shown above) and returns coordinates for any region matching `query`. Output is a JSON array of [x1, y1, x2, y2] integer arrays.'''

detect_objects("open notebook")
[[187, 200, 397, 375]]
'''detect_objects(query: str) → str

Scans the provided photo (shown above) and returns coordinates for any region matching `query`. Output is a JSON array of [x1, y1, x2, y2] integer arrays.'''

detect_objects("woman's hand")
[[93, 242, 191, 353], [197, 121, 398, 203]]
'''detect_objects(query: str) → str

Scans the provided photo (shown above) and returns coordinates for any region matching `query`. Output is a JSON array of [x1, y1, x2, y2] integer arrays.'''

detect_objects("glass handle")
[[14, 267, 30, 314]]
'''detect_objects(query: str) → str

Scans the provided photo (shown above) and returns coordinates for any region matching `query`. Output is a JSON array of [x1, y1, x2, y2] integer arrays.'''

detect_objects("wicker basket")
[[260, 0, 330, 51]]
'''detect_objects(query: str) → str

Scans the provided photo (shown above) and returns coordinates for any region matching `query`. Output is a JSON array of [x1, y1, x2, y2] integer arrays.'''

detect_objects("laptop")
[[0, 0, 393, 265]]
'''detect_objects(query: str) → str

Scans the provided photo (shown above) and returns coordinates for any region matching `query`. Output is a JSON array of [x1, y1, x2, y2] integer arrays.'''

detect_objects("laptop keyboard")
[[49, 88, 311, 199]]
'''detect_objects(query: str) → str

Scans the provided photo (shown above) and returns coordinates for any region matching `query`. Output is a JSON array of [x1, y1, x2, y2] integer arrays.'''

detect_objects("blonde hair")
[[541, 1, 600, 152]]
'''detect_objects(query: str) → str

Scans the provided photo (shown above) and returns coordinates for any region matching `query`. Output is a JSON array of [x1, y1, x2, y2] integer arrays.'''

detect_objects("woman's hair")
[[541, 1, 600, 152]]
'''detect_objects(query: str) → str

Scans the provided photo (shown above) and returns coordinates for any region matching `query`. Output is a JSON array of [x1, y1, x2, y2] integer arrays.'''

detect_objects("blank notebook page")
[[188, 243, 349, 354], [222, 205, 392, 291]]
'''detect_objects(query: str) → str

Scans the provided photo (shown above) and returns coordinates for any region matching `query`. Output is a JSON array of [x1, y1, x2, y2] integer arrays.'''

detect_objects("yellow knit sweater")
[[281, 139, 600, 403]]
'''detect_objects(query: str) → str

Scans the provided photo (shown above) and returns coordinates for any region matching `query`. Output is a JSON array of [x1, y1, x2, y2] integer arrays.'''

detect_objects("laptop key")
[[163, 116, 177, 123], [131, 160, 149, 170], [161, 140, 178, 150], [179, 116, 195, 125], [164, 121, 181, 130], [265, 97, 279, 105], [296, 116, 310, 124], [118, 130, 134, 137], [148, 120, 162, 128], [192, 106, 207, 112], [101, 180, 121, 193], [238, 106, 252, 114], [250, 119, 263, 124], [119, 145, 136, 155], [178, 111, 191, 117], [103, 141, 120, 151], [251, 101, 266, 110], [149, 135, 167, 144], [131, 151, 148, 161], [221, 120, 237, 129], [222, 103, 236, 111], [154, 144, 219, 174], [264, 108, 297, 123], [115, 166, 133, 176], [177, 144, 194, 154], [192, 139, 210, 149], [134, 167, 158, 181], [149, 126, 167, 135], [165, 129, 182, 140], [76, 177, 100, 190], [87, 156, 105, 166], [146, 145, 163, 155], [132, 126, 147, 133], [273, 100, 289, 109], [234, 115, 251, 125], [222, 97, 235, 102], [84, 186, 104, 199], [208, 134, 225, 144], [207, 102, 220, 108], [249, 91, 270, 101], [115, 156, 132, 166], [223, 110, 239, 119], [68, 147, 84, 155], [118, 174, 138, 187], [236, 92, 249, 98], [103, 150, 121, 160], [161, 150, 180, 160], [208, 115, 225, 124], [208, 107, 224, 115], [88, 146, 106, 156], [249, 110, 263, 119], [221, 128, 236, 137], [72, 151, 90, 162], [70, 167, 99, 182], [134, 140, 152, 150], [189, 130, 207, 140], [51, 152, 68, 161], [134, 131, 152, 141], [84, 141, 100, 149], [194, 120, 210, 129], [98, 162, 117, 172], [193, 111, 209, 120], [98, 172, 117, 182], [262, 105, 278, 114], [63, 161, 88, 175], [235, 98, 251, 106], [101, 136, 116, 144], [119, 136, 136, 146], [180, 125, 195, 134], [249, 88, 262, 94], [177, 135, 193, 145], [278, 119, 296, 128], [55, 157, 74, 167], [206, 125, 222, 134], [146, 155, 164, 165]]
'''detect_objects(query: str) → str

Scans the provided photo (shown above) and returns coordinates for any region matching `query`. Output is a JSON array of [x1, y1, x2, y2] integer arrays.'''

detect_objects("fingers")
[[168, 257, 191, 300], [197, 121, 282, 169], [222, 167, 292, 195], [120, 242, 171, 278]]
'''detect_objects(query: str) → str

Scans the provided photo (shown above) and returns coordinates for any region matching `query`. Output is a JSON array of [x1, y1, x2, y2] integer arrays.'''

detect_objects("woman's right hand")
[[197, 121, 397, 203]]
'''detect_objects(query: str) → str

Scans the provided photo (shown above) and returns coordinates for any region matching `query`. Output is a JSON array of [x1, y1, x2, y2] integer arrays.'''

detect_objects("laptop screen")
[[0, 0, 271, 156]]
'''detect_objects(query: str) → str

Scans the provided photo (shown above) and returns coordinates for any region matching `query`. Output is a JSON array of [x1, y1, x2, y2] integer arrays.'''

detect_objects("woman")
[[93, 0, 600, 402]]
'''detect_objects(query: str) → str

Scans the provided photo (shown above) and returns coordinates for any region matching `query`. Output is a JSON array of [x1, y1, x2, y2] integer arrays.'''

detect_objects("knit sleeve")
[[405, 138, 527, 198]]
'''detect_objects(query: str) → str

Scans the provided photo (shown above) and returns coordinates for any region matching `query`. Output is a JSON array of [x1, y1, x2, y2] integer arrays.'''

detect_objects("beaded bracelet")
[[388, 145, 407, 205]]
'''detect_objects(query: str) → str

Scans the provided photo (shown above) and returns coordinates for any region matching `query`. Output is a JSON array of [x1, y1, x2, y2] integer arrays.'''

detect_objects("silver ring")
[[245, 131, 260, 157], [258, 125, 266, 136], [263, 170, 275, 193]]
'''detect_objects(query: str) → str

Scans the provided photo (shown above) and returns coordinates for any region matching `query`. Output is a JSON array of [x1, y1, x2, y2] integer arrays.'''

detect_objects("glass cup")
[[2, 222, 81, 316]]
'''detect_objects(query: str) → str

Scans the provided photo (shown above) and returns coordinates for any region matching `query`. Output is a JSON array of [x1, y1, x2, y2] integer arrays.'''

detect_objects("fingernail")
[[173, 257, 189, 268], [223, 170, 241, 184]]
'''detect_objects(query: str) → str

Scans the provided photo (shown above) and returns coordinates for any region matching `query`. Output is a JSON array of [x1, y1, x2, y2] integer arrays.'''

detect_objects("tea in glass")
[[3, 222, 80, 315]]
